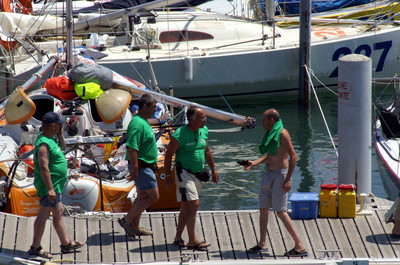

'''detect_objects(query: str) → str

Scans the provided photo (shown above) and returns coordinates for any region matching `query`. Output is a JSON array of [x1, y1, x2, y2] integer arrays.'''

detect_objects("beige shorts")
[[175, 167, 202, 202]]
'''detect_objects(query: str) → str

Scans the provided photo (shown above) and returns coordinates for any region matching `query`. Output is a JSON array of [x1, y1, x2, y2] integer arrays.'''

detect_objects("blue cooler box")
[[289, 192, 319, 219]]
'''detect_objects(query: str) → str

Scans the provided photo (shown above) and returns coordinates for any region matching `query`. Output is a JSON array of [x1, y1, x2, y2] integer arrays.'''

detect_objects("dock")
[[0, 196, 399, 264]]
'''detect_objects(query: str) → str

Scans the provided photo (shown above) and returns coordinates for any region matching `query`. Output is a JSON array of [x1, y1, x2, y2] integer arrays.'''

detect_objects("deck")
[[1, 196, 400, 264]]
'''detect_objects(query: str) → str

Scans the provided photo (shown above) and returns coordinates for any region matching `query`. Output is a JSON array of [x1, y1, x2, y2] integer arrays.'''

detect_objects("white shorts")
[[259, 168, 288, 212], [175, 167, 202, 202]]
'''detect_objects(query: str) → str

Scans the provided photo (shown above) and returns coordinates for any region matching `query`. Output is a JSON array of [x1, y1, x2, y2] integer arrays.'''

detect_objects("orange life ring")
[[0, 0, 32, 14]]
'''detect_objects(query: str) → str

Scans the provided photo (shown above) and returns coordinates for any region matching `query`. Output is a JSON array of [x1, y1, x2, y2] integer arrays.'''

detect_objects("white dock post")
[[338, 54, 372, 202]]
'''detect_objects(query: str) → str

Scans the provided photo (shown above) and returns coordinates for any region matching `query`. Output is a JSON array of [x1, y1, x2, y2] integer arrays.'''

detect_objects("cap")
[[42, 112, 65, 125]]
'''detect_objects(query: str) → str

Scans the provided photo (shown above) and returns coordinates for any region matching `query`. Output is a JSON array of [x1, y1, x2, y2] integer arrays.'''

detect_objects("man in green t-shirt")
[[28, 112, 83, 259], [118, 94, 159, 238], [164, 106, 219, 251]]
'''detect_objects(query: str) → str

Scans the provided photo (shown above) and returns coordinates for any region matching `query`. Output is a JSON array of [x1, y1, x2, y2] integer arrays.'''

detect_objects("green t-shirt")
[[33, 132, 68, 196], [125, 114, 158, 163], [173, 125, 208, 173]]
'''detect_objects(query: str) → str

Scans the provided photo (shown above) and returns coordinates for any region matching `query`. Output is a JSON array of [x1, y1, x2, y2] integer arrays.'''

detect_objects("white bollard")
[[338, 54, 372, 203]]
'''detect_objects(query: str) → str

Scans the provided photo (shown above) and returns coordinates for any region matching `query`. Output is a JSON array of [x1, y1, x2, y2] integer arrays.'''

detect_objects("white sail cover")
[[0, 12, 75, 38]]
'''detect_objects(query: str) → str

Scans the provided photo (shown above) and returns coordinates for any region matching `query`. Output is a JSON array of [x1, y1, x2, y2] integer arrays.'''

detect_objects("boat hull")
[[98, 26, 400, 100], [373, 120, 400, 201]]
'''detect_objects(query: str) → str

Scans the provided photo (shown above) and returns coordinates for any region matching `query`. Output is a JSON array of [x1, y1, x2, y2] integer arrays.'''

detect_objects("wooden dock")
[[1, 196, 400, 264]]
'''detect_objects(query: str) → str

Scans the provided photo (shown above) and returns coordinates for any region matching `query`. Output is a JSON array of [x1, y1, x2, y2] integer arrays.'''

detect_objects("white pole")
[[338, 54, 371, 200]]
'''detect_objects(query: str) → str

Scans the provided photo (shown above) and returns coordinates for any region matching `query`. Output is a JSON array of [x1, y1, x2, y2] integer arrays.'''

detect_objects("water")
[[197, 89, 393, 211]]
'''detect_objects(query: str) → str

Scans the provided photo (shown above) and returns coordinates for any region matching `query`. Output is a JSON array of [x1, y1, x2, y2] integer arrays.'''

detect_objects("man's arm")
[[205, 141, 219, 184], [127, 147, 139, 181], [37, 144, 56, 201], [245, 154, 269, 170], [57, 130, 66, 151], [281, 129, 297, 192], [164, 137, 179, 190]]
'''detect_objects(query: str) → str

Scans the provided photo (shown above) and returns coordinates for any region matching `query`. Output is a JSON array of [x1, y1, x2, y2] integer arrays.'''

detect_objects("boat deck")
[[1, 196, 399, 264]]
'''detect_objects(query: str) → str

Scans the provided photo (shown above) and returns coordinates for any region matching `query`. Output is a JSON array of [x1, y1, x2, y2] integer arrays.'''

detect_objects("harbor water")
[[199, 89, 391, 211]]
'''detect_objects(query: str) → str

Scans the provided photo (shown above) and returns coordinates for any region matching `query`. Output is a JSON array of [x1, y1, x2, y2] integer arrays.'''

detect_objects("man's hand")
[[128, 169, 138, 181], [282, 179, 291, 193], [48, 189, 56, 202], [245, 161, 255, 171], [212, 169, 219, 184]]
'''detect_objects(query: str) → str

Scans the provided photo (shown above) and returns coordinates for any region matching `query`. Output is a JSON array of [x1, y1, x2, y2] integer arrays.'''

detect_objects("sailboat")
[[3, 0, 400, 100], [0, 0, 255, 217], [373, 78, 400, 201]]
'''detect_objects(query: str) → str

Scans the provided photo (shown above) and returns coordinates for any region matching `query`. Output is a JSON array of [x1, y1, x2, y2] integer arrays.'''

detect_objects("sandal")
[[248, 245, 269, 253], [28, 246, 53, 259], [173, 239, 187, 248], [187, 241, 210, 251], [60, 241, 84, 253], [284, 248, 308, 257]]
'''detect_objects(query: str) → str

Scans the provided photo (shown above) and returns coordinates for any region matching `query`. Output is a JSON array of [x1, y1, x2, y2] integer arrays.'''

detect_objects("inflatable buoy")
[[18, 144, 34, 174]]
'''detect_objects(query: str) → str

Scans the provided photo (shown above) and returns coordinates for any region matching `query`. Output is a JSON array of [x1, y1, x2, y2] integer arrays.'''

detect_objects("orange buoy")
[[18, 144, 34, 174]]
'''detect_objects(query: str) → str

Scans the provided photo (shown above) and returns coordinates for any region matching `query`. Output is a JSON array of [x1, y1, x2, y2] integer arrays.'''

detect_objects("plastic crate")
[[289, 192, 319, 219]]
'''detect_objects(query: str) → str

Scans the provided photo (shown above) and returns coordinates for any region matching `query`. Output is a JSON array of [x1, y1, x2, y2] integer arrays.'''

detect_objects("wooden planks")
[[0, 197, 399, 263]]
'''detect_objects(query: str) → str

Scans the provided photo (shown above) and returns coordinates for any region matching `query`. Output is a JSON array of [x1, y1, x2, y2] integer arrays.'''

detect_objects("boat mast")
[[298, 0, 311, 105], [65, 0, 73, 68]]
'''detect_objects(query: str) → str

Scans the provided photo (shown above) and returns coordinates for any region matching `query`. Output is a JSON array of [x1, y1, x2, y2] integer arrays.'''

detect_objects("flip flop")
[[187, 241, 210, 251], [173, 239, 187, 248], [284, 248, 308, 257], [391, 233, 400, 239], [248, 245, 269, 253]]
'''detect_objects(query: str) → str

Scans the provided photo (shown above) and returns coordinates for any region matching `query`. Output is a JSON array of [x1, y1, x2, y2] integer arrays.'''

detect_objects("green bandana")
[[259, 119, 283, 156]]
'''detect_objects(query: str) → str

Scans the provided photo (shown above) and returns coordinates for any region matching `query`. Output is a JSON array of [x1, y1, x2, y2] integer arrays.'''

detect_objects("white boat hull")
[[374, 119, 400, 201], [92, 26, 400, 99]]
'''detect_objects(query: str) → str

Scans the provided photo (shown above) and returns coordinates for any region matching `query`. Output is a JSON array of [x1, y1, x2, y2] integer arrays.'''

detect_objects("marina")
[[0, 0, 400, 264], [0, 196, 398, 264]]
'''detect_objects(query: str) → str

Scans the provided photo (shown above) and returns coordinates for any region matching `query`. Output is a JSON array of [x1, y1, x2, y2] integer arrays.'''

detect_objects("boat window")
[[32, 98, 54, 121], [89, 99, 103, 123], [159, 30, 214, 43]]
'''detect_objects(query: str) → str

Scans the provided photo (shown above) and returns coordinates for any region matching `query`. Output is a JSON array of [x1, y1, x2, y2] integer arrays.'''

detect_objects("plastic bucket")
[[338, 184, 356, 218], [319, 184, 337, 218]]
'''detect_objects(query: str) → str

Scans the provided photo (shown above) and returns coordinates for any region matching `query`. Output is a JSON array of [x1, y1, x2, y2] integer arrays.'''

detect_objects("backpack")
[[44, 76, 77, 100], [74, 82, 103, 100]]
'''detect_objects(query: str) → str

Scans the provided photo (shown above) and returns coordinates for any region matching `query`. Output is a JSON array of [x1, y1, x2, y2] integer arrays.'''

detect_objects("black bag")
[[195, 168, 210, 182]]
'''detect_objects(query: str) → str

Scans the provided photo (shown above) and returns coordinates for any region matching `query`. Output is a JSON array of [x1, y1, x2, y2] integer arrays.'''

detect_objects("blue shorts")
[[40, 193, 62, 208], [129, 164, 157, 191]]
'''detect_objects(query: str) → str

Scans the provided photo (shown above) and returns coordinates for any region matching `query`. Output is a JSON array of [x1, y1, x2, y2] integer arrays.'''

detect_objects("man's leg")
[[129, 187, 159, 229], [258, 208, 269, 249], [276, 211, 305, 252], [175, 200, 204, 246], [32, 206, 51, 248], [52, 201, 70, 246], [392, 204, 400, 235]]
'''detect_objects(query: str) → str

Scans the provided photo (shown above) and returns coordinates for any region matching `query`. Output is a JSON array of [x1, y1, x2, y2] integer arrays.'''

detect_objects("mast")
[[65, 0, 73, 68], [112, 75, 256, 128]]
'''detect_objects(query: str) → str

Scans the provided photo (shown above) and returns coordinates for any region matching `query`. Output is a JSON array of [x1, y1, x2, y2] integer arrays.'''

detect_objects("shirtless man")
[[244, 109, 307, 257]]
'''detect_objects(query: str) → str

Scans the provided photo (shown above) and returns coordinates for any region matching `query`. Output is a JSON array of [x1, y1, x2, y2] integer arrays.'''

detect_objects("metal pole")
[[298, 0, 311, 105], [66, 0, 73, 68]]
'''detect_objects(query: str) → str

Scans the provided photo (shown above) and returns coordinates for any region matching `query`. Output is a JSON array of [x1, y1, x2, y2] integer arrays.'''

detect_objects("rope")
[[305, 65, 338, 157], [218, 180, 258, 198], [305, 67, 338, 96], [197, 62, 235, 114]]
